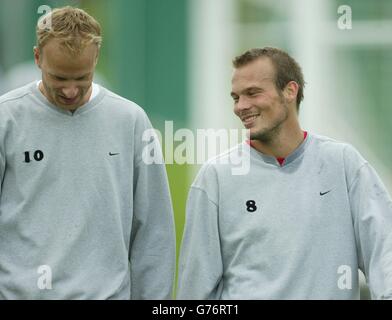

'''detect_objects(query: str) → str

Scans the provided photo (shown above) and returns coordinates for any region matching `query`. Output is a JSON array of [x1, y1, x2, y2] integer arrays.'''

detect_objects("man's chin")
[[55, 97, 82, 110], [249, 128, 274, 143], [249, 127, 264, 139]]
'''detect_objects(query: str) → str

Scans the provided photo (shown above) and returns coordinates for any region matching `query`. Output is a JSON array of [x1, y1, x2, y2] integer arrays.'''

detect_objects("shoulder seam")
[[104, 92, 144, 113], [104, 91, 133, 103], [203, 143, 245, 164], [191, 185, 218, 207], [348, 162, 369, 192], [0, 92, 32, 106]]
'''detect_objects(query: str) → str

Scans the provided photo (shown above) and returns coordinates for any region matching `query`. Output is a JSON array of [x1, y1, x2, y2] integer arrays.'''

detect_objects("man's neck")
[[250, 123, 305, 159]]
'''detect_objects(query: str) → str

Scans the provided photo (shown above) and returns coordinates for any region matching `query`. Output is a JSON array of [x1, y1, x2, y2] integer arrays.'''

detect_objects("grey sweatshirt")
[[0, 82, 175, 299], [177, 133, 392, 299]]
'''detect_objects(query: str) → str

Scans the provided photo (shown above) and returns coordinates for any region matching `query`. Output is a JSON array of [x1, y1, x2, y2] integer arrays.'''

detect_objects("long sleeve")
[[177, 181, 223, 299], [129, 110, 176, 299], [349, 162, 392, 299], [0, 128, 4, 197]]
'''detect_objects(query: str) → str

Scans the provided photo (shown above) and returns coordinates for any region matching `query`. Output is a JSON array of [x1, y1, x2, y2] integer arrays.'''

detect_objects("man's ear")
[[94, 48, 100, 66], [284, 81, 299, 104], [33, 46, 41, 68]]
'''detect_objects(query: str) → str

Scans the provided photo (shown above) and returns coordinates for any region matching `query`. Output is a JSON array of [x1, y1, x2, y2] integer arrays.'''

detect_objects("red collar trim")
[[247, 131, 308, 166]]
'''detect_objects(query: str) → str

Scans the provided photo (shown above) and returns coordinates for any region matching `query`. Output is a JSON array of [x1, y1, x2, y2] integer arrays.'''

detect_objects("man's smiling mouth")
[[241, 114, 260, 126]]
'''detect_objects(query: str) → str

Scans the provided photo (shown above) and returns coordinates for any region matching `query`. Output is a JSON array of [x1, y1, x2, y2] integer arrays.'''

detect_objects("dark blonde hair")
[[36, 6, 102, 55], [233, 47, 305, 110]]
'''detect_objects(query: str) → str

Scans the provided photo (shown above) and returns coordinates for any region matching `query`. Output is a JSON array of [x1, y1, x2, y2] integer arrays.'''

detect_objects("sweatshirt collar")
[[29, 81, 105, 117], [248, 131, 311, 167]]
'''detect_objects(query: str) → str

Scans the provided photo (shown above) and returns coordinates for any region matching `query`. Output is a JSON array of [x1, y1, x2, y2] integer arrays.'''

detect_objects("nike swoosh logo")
[[320, 190, 332, 196], [109, 152, 120, 156]]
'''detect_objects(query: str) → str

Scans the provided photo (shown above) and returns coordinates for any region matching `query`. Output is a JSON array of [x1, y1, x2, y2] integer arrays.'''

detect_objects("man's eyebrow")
[[230, 77, 274, 96], [74, 74, 91, 79], [244, 86, 262, 92], [49, 73, 66, 78], [49, 73, 91, 79], [231, 86, 262, 96]]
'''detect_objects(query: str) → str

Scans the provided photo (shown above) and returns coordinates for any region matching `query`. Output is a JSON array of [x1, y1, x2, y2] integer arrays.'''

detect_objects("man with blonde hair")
[[0, 6, 175, 299]]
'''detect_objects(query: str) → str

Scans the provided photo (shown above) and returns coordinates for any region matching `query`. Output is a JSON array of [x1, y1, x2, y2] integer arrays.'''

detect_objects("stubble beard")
[[250, 100, 289, 144]]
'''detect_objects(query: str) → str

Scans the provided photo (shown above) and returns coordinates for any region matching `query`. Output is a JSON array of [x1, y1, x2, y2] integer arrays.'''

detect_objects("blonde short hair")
[[36, 6, 102, 55]]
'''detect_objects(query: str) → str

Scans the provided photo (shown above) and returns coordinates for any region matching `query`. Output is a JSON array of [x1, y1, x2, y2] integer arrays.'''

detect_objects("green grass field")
[[166, 163, 195, 296]]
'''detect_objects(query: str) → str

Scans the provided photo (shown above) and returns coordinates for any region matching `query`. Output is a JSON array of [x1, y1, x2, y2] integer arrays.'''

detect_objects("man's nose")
[[236, 96, 251, 112], [61, 86, 79, 99]]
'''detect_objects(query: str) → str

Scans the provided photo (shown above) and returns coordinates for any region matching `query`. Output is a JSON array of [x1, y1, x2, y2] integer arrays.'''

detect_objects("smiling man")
[[177, 47, 392, 299], [0, 7, 175, 299]]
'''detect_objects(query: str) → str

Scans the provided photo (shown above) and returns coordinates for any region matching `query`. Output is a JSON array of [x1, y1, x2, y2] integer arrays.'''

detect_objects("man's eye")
[[55, 76, 66, 81]]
